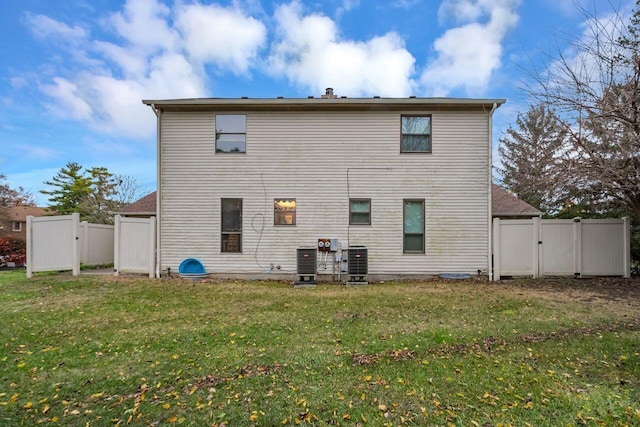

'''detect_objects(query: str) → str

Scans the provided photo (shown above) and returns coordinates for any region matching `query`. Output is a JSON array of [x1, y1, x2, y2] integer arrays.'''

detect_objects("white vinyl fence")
[[114, 215, 156, 277], [26, 213, 115, 278], [493, 217, 631, 279]]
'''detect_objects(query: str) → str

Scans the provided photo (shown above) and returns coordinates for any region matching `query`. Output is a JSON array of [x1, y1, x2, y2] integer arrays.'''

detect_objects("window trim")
[[215, 114, 246, 154], [12, 221, 22, 232], [349, 198, 371, 225], [403, 199, 425, 254], [221, 198, 242, 253], [274, 198, 296, 226], [400, 114, 432, 154]]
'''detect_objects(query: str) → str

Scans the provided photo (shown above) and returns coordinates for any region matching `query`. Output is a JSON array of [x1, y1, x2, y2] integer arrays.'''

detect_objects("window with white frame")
[[12, 221, 21, 232]]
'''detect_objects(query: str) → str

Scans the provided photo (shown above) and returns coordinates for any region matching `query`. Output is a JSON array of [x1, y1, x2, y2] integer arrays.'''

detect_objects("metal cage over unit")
[[296, 247, 317, 285], [347, 246, 368, 284]]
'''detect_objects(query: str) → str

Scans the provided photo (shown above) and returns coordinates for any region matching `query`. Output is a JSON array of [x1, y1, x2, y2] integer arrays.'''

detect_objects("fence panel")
[[493, 219, 536, 277], [540, 220, 576, 276], [581, 219, 627, 276], [114, 215, 156, 277], [79, 222, 114, 266], [27, 213, 79, 277], [493, 217, 630, 279]]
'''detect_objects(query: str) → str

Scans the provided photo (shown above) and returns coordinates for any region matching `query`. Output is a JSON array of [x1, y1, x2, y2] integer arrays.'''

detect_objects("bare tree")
[[113, 174, 150, 206], [528, 0, 640, 218]]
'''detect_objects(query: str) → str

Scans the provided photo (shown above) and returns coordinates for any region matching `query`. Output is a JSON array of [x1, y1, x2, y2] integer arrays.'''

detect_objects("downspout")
[[149, 103, 162, 279], [487, 102, 497, 281]]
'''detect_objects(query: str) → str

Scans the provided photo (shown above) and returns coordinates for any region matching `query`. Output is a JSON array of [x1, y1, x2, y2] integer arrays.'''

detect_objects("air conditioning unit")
[[347, 246, 368, 285], [296, 247, 317, 286]]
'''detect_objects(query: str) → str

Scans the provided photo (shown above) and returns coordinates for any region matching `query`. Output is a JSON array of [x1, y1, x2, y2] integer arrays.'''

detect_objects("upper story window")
[[215, 115, 246, 153], [349, 199, 371, 225], [401, 115, 431, 153], [12, 221, 21, 232], [274, 199, 296, 225]]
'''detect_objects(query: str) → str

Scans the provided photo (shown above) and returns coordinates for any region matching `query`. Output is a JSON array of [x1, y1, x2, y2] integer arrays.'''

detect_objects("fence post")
[[114, 215, 121, 277], [573, 217, 582, 278], [623, 217, 631, 278], [492, 217, 500, 281], [26, 216, 33, 278], [532, 217, 541, 278], [149, 216, 156, 278], [72, 213, 80, 277], [81, 221, 89, 265]]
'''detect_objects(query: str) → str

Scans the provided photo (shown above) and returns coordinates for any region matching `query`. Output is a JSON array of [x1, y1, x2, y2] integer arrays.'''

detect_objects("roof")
[[492, 184, 542, 217], [142, 97, 506, 112], [119, 192, 157, 215], [0, 206, 50, 222]]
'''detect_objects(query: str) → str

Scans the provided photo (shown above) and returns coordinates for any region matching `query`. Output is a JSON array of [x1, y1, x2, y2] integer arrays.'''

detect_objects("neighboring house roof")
[[0, 206, 50, 222], [119, 192, 157, 215], [492, 184, 542, 217]]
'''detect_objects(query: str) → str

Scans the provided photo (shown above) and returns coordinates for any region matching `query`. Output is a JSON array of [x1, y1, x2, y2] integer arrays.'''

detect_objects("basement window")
[[12, 221, 21, 232], [401, 115, 431, 153], [274, 199, 296, 225], [215, 115, 246, 153]]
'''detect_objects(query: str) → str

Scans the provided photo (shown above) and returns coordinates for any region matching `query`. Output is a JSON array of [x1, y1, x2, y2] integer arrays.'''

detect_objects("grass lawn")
[[0, 270, 639, 426]]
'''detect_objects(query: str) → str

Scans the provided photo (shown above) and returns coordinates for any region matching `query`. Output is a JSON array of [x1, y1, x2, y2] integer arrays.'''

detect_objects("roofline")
[[142, 97, 506, 112]]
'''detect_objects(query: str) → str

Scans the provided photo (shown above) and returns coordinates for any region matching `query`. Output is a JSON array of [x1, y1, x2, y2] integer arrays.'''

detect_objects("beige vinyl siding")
[[160, 109, 490, 276]]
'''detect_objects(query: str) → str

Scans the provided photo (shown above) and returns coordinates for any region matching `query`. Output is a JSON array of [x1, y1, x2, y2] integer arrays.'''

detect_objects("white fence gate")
[[26, 213, 115, 278], [114, 215, 156, 277], [493, 217, 631, 279]]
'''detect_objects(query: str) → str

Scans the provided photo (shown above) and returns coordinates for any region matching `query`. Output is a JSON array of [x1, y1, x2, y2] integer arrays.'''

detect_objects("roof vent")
[[321, 87, 338, 99]]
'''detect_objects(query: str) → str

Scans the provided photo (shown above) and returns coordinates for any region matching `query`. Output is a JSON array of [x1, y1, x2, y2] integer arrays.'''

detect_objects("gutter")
[[148, 103, 162, 278], [488, 102, 498, 281]]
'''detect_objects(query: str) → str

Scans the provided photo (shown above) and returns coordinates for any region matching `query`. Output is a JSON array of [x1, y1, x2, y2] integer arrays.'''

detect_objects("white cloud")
[[30, 0, 272, 138], [268, 2, 416, 96], [175, 3, 266, 73], [41, 77, 93, 121], [421, 0, 520, 96], [108, 0, 177, 53], [24, 12, 87, 44]]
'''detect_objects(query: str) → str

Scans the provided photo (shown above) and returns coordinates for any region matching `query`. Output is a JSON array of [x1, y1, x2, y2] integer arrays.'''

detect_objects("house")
[[143, 91, 505, 280], [118, 192, 157, 218], [0, 206, 50, 241], [491, 184, 542, 219]]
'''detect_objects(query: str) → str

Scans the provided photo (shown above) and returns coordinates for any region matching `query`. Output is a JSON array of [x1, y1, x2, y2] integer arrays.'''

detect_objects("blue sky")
[[0, 0, 634, 205]]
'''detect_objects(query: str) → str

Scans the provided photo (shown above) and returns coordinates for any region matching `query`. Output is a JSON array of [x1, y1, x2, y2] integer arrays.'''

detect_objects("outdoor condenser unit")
[[347, 246, 368, 284], [296, 247, 317, 285]]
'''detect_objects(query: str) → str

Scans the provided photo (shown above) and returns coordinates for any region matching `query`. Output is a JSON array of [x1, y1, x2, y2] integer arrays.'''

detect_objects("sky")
[[0, 0, 635, 205]]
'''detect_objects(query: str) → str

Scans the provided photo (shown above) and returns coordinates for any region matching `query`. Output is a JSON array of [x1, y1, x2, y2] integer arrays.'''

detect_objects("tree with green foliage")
[[497, 104, 567, 215], [41, 162, 119, 223]]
